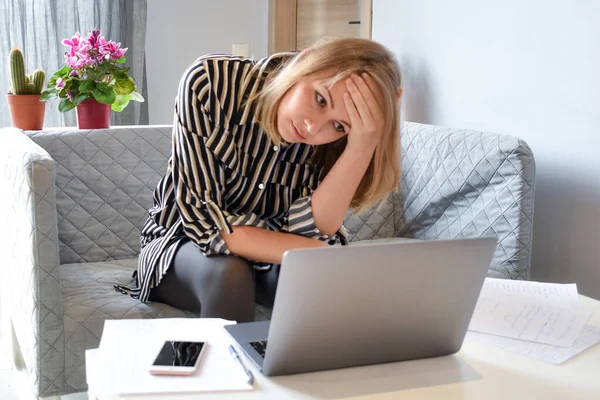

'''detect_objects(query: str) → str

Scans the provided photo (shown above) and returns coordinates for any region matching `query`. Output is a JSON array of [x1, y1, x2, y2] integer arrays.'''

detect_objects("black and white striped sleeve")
[[284, 195, 349, 245]]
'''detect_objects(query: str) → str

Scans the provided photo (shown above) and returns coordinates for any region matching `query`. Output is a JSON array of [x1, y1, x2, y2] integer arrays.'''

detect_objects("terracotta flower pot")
[[6, 94, 46, 130], [76, 99, 111, 129]]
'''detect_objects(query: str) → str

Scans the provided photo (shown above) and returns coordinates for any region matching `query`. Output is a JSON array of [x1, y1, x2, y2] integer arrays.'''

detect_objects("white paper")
[[482, 278, 580, 308], [468, 278, 591, 347], [466, 324, 600, 364], [94, 318, 252, 396]]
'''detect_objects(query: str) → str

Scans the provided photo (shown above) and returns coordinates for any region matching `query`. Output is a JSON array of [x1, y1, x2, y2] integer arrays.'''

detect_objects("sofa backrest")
[[395, 122, 535, 280], [26, 122, 535, 281], [27, 126, 173, 264]]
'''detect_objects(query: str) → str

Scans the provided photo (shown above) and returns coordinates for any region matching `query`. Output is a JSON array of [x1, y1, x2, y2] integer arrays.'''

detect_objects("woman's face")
[[276, 75, 350, 146]]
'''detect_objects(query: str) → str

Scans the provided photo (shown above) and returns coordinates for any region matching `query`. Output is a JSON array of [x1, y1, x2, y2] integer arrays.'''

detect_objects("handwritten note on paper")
[[468, 296, 591, 347], [468, 278, 591, 347], [466, 324, 600, 364], [482, 278, 580, 309]]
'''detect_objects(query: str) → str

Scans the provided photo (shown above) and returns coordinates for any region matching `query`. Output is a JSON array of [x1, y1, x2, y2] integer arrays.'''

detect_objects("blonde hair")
[[258, 37, 402, 214]]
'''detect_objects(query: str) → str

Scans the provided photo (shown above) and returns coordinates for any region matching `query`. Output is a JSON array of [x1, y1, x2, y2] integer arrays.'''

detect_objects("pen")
[[228, 344, 254, 385]]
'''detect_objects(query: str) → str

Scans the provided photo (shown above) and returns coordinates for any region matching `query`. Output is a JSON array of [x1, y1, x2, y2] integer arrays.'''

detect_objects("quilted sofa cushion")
[[60, 259, 192, 392]]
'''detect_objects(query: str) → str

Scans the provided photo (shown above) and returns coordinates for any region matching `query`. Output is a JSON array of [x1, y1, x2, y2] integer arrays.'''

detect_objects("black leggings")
[[149, 240, 280, 322]]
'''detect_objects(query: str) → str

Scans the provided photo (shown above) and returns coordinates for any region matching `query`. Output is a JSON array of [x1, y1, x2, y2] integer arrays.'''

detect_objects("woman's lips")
[[291, 121, 305, 140]]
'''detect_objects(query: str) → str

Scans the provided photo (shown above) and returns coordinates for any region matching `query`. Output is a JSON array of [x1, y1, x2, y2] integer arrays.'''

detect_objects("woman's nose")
[[304, 118, 322, 136]]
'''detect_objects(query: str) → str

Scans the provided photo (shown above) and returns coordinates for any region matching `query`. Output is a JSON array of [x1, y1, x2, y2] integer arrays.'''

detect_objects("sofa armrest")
[[396, 122, 535, 280], [0, 127, 65, 396]]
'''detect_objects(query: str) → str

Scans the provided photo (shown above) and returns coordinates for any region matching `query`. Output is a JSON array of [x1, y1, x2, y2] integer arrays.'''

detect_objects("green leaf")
[[64, 78, 75, 91], [114, 67, 131, 77], [40, 89, 58, 101], [115, 56, 126, 64], [111, 94, 130, 112], [114, 77, 135, 95], [96, 82, 110, 92], [129, 91, 145, 102], [86, 67, 104, 81], [58, 98, 76, 112], [72, 93, 89, 107], [55, 65, 71, 78], [93, 87, 116, 104], [47, 67, 69, 87], [79, 80, 95, 93]]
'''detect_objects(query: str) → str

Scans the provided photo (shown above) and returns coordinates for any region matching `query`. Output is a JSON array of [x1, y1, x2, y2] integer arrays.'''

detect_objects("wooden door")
[[269, 0, 372, 54], [296, 0, 360, 50]]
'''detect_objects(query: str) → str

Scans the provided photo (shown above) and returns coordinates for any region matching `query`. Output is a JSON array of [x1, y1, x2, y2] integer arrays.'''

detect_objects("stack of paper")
[[92, 318, 253, 397], [467, 278, 600, 364]]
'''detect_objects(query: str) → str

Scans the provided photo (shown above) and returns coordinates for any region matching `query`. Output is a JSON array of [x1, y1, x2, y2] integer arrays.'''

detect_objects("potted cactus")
[[6, 48, 46, 130]]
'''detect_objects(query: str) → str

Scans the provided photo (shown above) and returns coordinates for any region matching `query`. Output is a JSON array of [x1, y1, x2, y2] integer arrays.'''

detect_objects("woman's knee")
[[155, 244, 255, 320], [197, 256, 255, 321], [205, 255, 255, 293], [171, 241, 253, 292]]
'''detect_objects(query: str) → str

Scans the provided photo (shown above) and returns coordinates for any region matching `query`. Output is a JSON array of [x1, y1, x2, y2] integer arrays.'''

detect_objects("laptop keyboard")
[[249, 340, 268, 358]]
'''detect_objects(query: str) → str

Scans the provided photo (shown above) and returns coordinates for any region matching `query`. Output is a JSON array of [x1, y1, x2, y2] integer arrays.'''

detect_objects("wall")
[[145, 0, 269, 124], [373, 0, 600, 298]]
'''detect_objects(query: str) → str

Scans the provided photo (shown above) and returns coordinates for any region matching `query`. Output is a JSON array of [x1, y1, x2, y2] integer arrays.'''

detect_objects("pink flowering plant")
[[41, 29, 144, 112]]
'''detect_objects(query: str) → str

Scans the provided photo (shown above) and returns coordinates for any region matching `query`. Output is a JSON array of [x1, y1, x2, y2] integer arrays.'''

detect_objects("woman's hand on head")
[[343, 72, 385, 155]]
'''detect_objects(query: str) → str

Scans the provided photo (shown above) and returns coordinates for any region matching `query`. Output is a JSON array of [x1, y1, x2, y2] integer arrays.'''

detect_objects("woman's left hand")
[[343, 72, 385, 154]]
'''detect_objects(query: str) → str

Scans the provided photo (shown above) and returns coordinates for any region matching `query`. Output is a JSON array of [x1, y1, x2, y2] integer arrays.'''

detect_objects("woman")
[[117, 37, 403, 322]]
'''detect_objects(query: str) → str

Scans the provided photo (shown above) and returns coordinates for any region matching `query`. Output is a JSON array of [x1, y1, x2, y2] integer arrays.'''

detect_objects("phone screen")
[[152, 341, 206, 367]]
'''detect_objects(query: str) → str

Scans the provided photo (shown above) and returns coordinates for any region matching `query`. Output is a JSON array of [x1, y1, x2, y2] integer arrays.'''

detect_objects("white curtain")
[[0, 0, 149, 127]]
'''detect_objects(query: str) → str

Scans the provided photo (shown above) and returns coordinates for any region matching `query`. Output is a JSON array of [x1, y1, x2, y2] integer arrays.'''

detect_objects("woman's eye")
[[316, 92, 326, 106], [334, 122, 346, 133]]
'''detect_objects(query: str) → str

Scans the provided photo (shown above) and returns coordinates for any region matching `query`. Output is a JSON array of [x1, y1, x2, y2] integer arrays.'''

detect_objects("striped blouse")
[[126, 53, 348, 302]]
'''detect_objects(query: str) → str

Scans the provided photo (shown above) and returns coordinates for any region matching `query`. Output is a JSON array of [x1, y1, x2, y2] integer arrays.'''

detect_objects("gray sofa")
[[0, 122, 535, 398]]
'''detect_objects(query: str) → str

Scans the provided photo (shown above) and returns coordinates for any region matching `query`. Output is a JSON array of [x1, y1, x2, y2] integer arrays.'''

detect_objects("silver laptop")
[[225, 237, 497, 376]]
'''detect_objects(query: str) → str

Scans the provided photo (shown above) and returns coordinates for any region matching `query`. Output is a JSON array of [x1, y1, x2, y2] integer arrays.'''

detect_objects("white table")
[[86, 295, 600, 400]]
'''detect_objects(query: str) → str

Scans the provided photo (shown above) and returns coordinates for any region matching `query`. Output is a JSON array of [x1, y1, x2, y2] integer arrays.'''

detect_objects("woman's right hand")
[[343, 73, 385, 155]]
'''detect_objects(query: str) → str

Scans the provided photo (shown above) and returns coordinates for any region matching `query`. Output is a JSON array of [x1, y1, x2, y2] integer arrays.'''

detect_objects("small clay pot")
[[6, 94, 46, 130], [76, 99, 111, 129]]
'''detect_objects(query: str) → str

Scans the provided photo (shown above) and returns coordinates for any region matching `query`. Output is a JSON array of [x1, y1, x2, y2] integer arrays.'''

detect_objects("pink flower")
[[87, 29, 103, 48], [61, 32, 82, 49], [113, 47, 127, 60], [55, 78, 65, 90], [62, 32, 83, 58], [85, 57, 98, 68], [101, 41, 127, 60], [65, 55, 78, 68], [78, 42, 92, 55], [65, 89, 74, 101], [65, 55, 86, 69]]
